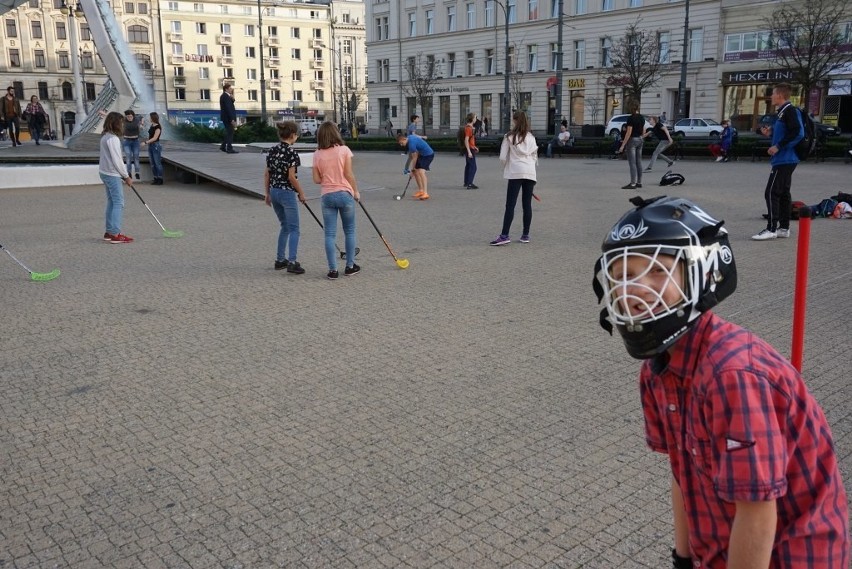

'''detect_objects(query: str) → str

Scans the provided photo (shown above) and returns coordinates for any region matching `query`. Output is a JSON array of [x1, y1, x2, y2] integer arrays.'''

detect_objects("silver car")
[[672, 118, 723, 138]]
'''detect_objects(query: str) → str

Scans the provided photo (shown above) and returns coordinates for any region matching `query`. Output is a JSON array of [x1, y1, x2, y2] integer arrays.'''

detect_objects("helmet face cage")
[[600, 244, 698, 330]]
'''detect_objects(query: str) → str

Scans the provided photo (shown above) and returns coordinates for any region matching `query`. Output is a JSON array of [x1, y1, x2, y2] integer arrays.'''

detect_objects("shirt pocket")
[[685, 432, 714, 479]]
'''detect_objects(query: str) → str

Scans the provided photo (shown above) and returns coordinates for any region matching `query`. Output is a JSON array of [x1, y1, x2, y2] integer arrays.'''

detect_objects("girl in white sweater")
[[99, 111, 135, 243], [491, 111, 538, 246]]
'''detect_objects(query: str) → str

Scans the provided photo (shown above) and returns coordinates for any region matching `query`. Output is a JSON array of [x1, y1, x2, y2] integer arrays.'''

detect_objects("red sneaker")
[[110, 233, 134, 244], [103, 232, 116, 241]]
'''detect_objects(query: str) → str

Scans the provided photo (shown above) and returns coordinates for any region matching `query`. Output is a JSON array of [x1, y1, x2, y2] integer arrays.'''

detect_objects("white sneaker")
[[715, 156, 724, 162], [751, 229, 777, 241], [776, 228, 791, 238]]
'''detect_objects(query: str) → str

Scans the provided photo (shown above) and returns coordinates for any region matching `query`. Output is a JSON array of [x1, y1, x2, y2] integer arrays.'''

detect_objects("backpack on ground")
[[794, 108, 816, 162], [659, 170, 685, 186]]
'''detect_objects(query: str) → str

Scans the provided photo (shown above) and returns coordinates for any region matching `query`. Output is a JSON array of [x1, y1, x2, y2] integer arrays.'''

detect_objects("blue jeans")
[[270, 188, 300, 263], [501, 178, 536, 236], [100, 172, 125, 235], [321, 191, 357, 271], [123, 138, 140, 176], [148, 142, 163, 178], [464, 152, 477, 186]]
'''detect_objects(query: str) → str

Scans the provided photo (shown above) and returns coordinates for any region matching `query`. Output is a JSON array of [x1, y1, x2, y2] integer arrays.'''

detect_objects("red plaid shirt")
[[641, 312, 849, 568]]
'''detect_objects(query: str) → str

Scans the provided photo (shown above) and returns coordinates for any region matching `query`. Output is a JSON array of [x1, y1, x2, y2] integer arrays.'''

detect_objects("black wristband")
[[672, 548, 692, 569]]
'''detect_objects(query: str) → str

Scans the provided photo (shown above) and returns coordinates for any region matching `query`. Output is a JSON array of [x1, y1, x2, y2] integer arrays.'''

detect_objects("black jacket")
[[219, 92, 236, 123]]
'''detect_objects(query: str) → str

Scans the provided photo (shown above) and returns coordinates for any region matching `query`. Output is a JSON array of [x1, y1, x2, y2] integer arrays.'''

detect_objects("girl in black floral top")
[[265, 121, 307, 274]]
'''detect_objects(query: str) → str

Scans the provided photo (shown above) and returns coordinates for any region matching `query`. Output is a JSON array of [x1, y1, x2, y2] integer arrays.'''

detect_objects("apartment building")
[[1, 0, 159, 138], [366, 0, 852, 136], [158, 0, 367, 126]]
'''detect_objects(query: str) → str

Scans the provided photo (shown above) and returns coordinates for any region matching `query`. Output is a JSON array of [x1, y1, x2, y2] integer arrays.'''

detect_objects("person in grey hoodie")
[[491, 111, 538, 246]]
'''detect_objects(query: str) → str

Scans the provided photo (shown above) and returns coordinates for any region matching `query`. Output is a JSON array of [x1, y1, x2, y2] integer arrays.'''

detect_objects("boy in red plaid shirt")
[[594, 196, 849, 568]]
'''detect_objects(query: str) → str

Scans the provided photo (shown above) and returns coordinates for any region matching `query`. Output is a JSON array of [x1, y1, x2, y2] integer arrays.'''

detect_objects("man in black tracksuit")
[[752, 82, 803, 241]]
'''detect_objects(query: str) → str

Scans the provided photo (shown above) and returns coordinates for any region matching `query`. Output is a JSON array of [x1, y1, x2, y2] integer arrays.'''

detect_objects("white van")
[[295, 118, 319, 135]]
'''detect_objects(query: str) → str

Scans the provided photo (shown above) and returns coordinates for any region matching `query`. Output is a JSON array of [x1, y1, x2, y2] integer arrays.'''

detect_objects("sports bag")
[[659, 170, 685, 186]]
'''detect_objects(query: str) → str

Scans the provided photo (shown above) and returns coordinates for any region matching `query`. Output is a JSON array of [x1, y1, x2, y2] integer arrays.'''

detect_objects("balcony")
[[173, 75, 187, 86], [265, 57, 280, 67], [310, 80, 324, 90], [218, 77, 234, 87], [219, 56, 234, 66], [169, 54, 185, 65], [269, 79, 281, 88], [217, 34, 231, 45], [168, 32, 182, 42], [309, 59, 324, 69], [310, 38, 324, 48], [265, 35, 278, 46]]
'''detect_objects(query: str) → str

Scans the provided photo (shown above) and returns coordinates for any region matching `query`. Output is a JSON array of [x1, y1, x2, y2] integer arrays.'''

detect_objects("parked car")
[[754, 113, 840, 137], [605, 114, 652, 137], [672, 118, 723, 138]]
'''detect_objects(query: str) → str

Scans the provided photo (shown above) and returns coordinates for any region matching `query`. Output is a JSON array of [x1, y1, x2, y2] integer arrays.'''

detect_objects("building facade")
[[365, 0, 852, 136]]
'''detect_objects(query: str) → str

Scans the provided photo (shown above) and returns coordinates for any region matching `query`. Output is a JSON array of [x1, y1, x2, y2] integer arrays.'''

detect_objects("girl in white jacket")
[[491, 111, 538, 245]]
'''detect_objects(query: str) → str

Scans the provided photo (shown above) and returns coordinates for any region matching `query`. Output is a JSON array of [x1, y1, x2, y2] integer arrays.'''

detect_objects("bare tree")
[[510, 70, 525, 112], [606, 19, 664, 106], [401, 53, 440, 125], [763, 0, 852, 104], [586, 97, 602, 124]]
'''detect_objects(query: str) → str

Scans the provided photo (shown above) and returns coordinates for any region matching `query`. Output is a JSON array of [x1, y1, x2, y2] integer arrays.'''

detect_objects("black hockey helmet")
[[593, 196, 737, 359]]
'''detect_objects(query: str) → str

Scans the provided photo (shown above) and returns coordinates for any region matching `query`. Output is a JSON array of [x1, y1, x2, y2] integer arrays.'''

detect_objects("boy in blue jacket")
[[752, 82, 804, 241]]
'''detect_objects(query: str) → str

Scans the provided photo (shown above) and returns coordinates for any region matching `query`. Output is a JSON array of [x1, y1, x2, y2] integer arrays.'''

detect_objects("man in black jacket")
[[219, 83, 238, 154]]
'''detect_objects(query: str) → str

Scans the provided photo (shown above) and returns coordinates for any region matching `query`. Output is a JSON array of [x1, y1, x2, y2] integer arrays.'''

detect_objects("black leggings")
[[764, 163, 796, 231], [501, 178, 535, 236]]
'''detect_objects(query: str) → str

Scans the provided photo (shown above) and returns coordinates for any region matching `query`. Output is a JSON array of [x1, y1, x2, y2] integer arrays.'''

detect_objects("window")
[[8, 48, 21, 68], [127, 25, 148, 43], [291, 48, 300, 59], [220, 23, 229, 34], [574, 40, 584, 69], [244, 25, 254, 36], [81, 51, 93, 68], [175, 88, 186, 100], [220, 45, 230, 56], [408, 12, 416, 37], [222, 67, 233, 78], [574, 0, 585, 15], [38, 82, 48, 100], [55, 21, 66, 39], [528, 45, 537, 71], [466, 50, 475, 75], [267, 26, 277, 37], [293, 90, 302, 101], [172, 43, 183, 55], [508, 45, 515, 72], [6, 19, 17, 38], [125, 1, 134, 12], [245, 46, 255, 58], [62, 81, 73, 99], [197, 44, 208, 55], [507, 0, 516, 23], [135, 53, 152, 69], [313, 48, 322, 60], [167, 1, 178, 10], [342, 39, 352, 55], [138, 4, 147, 14], [486, 49, 494, 74], [439, 95, 450, 128], [447, 6, 456, 31], [80, 23, 91, 40], [34, 49, 46, 68], [291, 26, 300, 39], [378, 58, 389, 81], [246, 68, 256, 80], [448, 52, 456, 76], [29, 0, 38, 7], [425, 9, 433, 34], [200, 89, 210, 100], [196, 22, 206, 34], [193, 2, 202, 11], [485, 1, 494, 27], [658, 32, 670, 63], [171, 21, 182, 32], [243, 6, 251, 15], [529, 0, 538, 21], [602, 0, 613, 11], [174, 66, 184, 76], [292, 69, 301, 81], [268, 47, 278, 58], [58, 51, 69, 68], [314, 90, 323, 102], [344, 65, 353, 88], [466, 3, 475, 29], [629, 0, 641, 6], [269, 69, 278, 79], [313, 27, 321, 39], [600, 37, 612, 67], [31, 21, 43, 39], [688, 27, 703, 62], [219, 4, 228, 13], [550, 42, 558, 70]]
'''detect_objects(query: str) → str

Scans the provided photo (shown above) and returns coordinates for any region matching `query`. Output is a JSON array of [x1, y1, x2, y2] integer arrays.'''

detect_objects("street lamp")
[[257, 0, 268, 125], [60, 0, 87, 128], [79, 47, 89, 114], [553, 0, 564, 137], [492, 0, 511, 134], [677, 0, 690, 121]]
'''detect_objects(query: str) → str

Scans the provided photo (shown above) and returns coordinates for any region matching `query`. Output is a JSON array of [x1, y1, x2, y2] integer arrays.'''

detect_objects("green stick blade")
[[31, 268, 60, 281], [163, 229, 184, 238]]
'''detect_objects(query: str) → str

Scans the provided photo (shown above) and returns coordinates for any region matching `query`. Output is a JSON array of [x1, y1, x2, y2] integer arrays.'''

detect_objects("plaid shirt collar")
[[651, 311, 715, 379]]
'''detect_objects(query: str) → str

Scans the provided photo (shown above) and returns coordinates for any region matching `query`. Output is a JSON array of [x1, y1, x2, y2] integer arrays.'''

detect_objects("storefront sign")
[[566, 78, 585, 89], [721, 69, 795, 86]]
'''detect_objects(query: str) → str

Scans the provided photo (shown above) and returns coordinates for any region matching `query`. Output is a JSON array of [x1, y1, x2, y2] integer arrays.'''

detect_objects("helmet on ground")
[[593, 196, 737, 359], [659, 170, 685, 186]]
